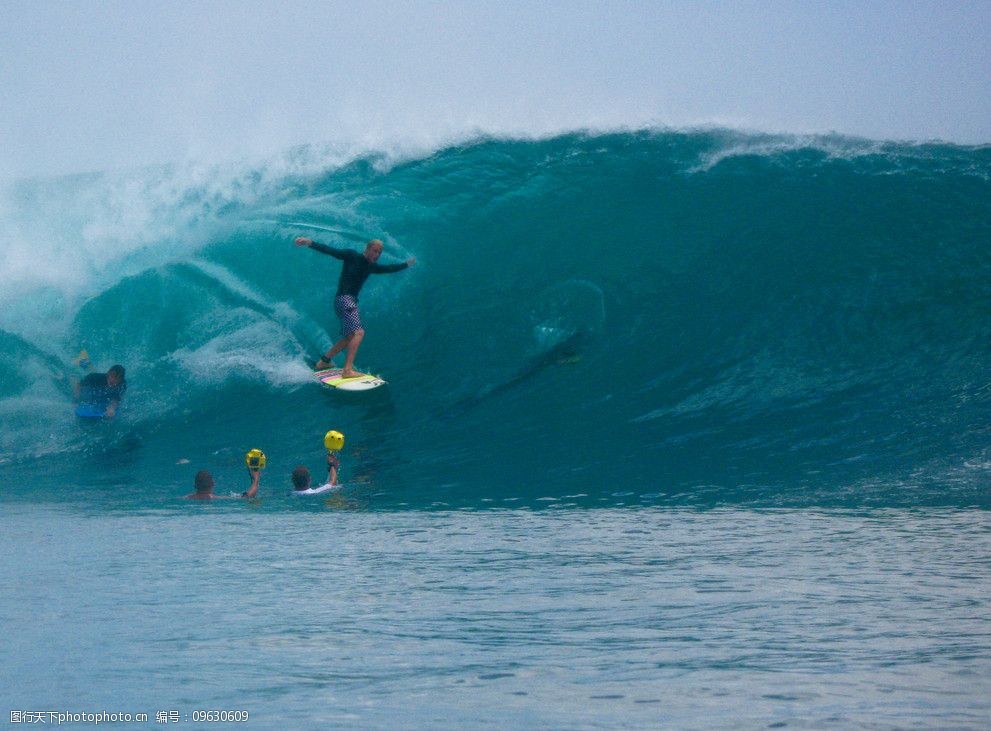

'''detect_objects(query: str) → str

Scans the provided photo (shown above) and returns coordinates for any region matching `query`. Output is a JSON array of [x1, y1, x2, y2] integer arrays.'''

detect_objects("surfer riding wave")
[[294, 237, 415, 378]]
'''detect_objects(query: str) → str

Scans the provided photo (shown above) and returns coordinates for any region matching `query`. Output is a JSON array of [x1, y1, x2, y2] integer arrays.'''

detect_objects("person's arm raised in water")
[[242, 468, 261, 499]]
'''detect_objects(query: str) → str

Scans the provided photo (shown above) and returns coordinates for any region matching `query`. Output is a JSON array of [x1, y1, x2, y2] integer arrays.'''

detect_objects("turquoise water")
[[4, 505, 989, 728], [2, 130, 991, 726]]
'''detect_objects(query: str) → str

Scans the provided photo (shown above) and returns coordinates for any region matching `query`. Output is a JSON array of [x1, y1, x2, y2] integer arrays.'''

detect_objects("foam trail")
[[184, 259, 332, 371], [240, 219, 413, 259], [241, 219, 370, 241]]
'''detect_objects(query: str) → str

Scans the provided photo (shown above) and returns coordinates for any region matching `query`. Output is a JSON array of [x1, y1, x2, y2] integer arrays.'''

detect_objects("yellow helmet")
[[324, 430, 345, 452], [245, 448, 266, 469]]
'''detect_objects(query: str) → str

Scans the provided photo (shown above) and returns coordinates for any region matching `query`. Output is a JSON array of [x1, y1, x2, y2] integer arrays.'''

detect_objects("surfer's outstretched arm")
[[369, 256, 416, 274], [295, 237, 347, 260]]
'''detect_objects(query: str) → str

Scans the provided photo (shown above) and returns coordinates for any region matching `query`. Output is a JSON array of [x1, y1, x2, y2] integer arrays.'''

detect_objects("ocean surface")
[[2, 129, 990, 728]]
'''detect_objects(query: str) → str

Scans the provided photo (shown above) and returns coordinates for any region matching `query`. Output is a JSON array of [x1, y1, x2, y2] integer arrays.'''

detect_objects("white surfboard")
[[314, 367, 386, 391], [291, 483, 342, 496]]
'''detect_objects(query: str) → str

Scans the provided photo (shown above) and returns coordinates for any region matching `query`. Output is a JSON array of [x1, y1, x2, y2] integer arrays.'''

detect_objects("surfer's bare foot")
[[315, 358, 333, 370], [341, 369, 362, 379]]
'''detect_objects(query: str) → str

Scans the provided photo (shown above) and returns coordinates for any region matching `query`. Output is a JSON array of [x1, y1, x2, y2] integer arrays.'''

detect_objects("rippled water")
[[4, 503, 989, 729]]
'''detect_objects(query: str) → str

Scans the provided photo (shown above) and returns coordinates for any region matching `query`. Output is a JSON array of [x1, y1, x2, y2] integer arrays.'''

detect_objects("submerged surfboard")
[[291, 483, 342, 496], [314, 367, 386, 391], [75, 403, 105, 419]]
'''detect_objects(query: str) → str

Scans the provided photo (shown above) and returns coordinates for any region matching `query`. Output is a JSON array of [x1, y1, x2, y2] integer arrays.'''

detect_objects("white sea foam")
[[169, 314, 312, 387], [0, 137, 439, 310]]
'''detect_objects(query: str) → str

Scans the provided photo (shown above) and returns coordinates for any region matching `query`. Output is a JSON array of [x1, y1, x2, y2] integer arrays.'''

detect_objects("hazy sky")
[[1, 0, 988, 178]]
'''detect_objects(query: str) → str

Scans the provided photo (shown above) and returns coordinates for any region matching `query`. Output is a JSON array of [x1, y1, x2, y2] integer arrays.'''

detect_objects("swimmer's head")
[[194, 470, 214, 494], [291, 466, 311, 490], [108, 364, 125, 386]]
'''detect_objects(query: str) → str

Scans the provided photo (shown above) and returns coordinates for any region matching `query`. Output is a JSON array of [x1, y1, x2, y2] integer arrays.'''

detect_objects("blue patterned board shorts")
[[334, 295, 362, 337]]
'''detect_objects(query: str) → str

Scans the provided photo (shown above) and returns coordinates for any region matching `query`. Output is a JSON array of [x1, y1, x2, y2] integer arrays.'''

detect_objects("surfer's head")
[[364, 239, 384, 263], [194, 470, 214, 495], [291, 466, 311, 491], [107, 364, 125, 386]]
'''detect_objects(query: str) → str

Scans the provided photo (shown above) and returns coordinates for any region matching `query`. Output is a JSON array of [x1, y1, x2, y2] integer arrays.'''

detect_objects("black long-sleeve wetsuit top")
[[79, 372, 127, 408], [309, 242, 408, 299]]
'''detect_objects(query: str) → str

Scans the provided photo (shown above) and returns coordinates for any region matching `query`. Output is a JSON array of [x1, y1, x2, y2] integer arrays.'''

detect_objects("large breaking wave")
[[1, 130, 989, 508]]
